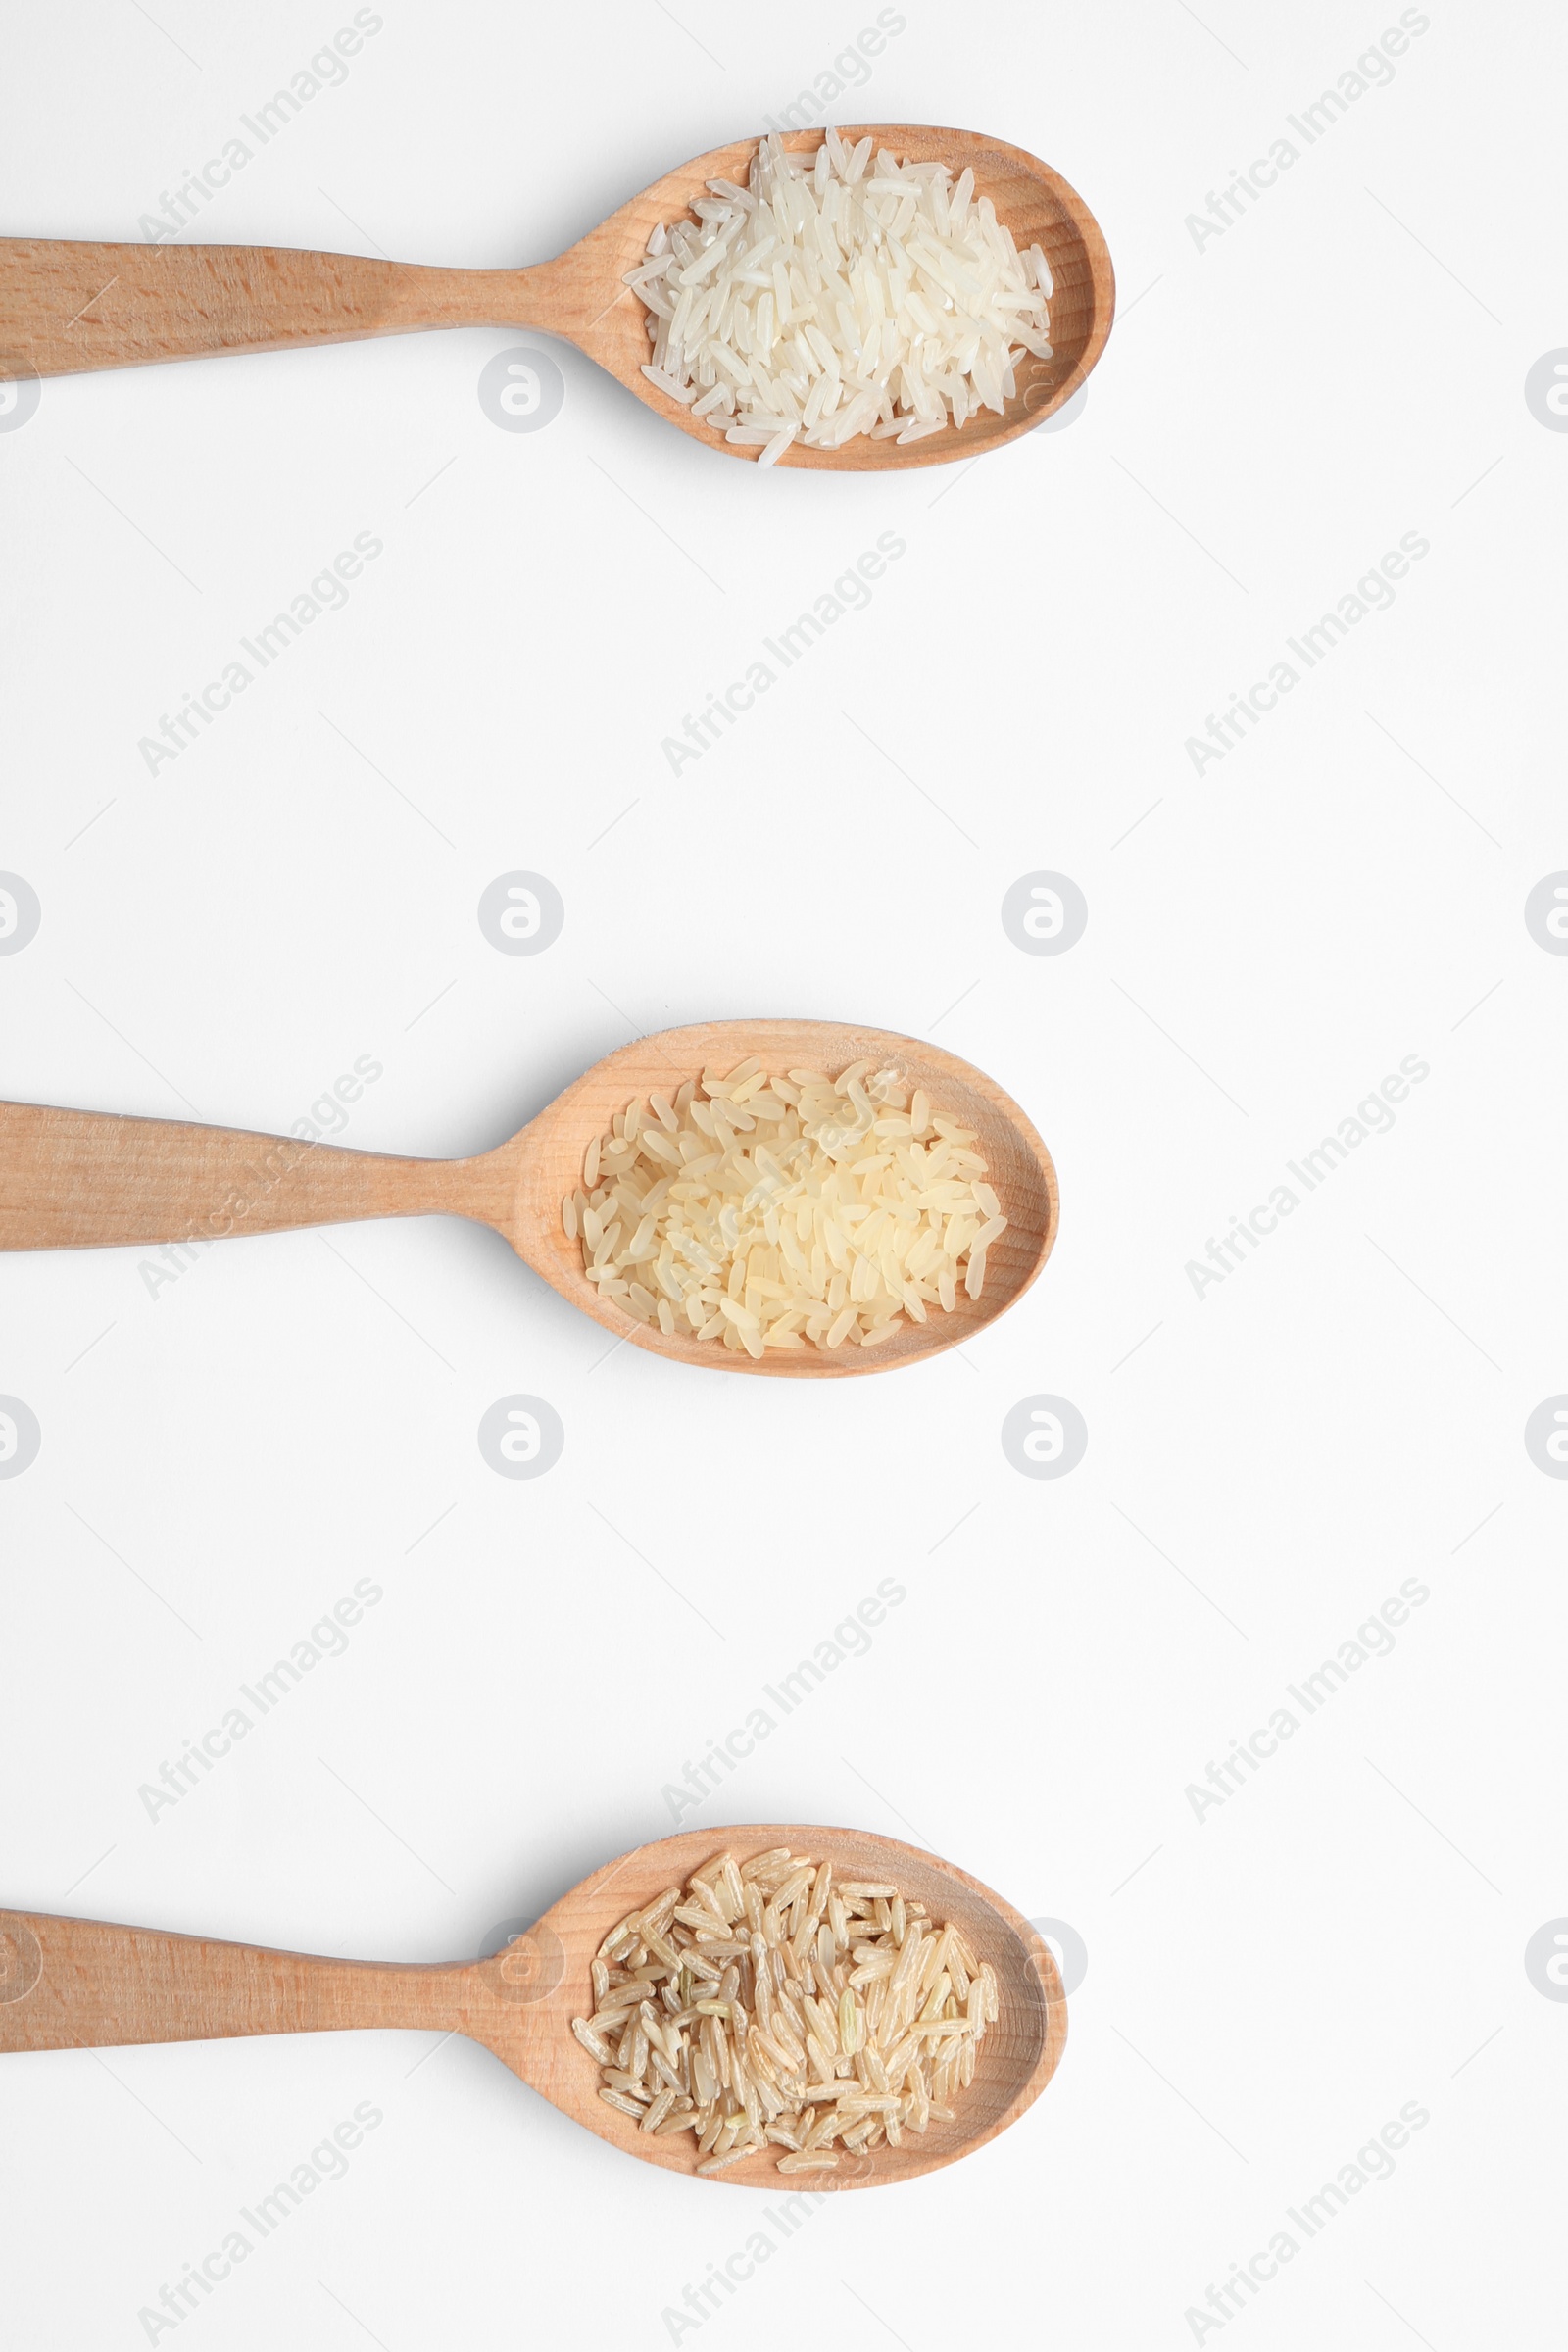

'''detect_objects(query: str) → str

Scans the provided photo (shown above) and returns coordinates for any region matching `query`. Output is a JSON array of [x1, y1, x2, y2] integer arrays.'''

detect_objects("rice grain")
[[572, 1061, 1004, 1355], [572, 1847, 998, 2177], [627, 133, 1054, 457]]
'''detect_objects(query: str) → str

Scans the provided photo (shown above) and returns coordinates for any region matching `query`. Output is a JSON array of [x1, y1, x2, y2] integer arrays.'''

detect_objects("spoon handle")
[[0, 1100, 490, 1250], [0, 238, 557, 379], [0, 1908, 466, 2053]]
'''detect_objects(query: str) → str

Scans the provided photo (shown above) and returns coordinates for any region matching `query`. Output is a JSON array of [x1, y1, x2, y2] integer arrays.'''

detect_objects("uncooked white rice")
[[562, 1059, 1006, 1354], [627, 130, 1054, 459], [572, 1847, 998, 2175]]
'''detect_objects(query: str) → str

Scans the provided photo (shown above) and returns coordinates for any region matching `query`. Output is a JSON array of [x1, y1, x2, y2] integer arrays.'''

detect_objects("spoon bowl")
[[502, 1019, 1059, 1374], [0, 1825, 1067, 2189], [0, 125, 1112, 466], [0, 1020, 1059, 1376], [574, 123, 1114, 466]]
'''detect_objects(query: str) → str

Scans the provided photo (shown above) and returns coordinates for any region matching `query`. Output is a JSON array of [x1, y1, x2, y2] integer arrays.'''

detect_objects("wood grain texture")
[[0, 1022, 1058, 1378], [0, 238, 564, 377], [0, 1826, 1066, 2191], [0, 1100, 485, 1250], [0, 125, 1112, 468]]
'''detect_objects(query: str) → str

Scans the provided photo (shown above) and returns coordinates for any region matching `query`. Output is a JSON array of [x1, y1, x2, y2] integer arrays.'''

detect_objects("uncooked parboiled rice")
[[627, 130, 1054, 460], [572, 1847, 998, 2175], [562, 1060, 1006, 1354]]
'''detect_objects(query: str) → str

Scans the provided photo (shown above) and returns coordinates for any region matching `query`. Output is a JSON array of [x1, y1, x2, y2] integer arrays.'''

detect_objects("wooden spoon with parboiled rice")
[[628, 129, 1056, 462], [0, 1021, 1054, 1377], [563, 1059, 1006, 1356], [573, 1847, 997, 2176]]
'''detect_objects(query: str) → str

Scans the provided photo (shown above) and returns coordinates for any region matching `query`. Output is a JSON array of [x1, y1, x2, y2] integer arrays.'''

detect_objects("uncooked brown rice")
[[561, 1060, 1005, 1354], [571, 1847, 998, 2175]]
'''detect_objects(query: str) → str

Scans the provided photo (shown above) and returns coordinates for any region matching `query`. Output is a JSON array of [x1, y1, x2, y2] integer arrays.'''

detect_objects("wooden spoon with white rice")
[[0, 125, 1112, 467]]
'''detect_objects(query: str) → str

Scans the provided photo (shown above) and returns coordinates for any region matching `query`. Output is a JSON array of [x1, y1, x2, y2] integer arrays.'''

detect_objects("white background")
[[1, 2, 1564, 2345]]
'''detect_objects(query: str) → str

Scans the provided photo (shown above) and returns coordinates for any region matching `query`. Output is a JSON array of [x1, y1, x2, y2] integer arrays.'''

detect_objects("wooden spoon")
[[0, 1020, 1057, 1379], [0, 1825, 1066, 2188], [0, 124, 1112, 468]]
